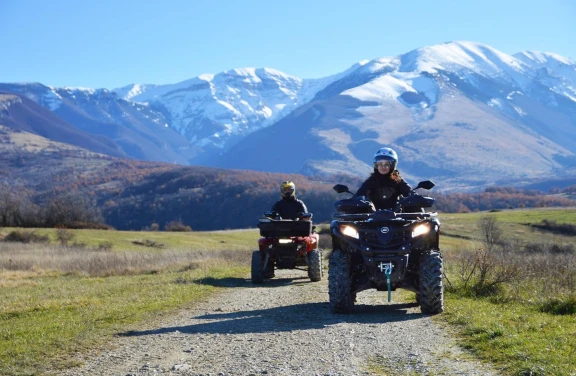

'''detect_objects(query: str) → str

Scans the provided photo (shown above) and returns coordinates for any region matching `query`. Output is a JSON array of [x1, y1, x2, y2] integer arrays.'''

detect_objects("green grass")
[[2, 209, 576, 375], [442, 297, 576, 376], [439, 207, 576, 248], [438, 208, 576, 376], [0, 228, 258, 376], [1, 227, 260, 251], [0, 265, 250, 375]]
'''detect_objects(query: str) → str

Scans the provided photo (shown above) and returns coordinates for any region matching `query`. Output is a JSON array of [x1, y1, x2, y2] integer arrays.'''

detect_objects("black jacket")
[[356, 170, 412, 210], [271, 197, 308, 220]]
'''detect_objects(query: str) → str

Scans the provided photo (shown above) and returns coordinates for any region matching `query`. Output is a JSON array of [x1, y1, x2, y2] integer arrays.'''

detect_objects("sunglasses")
[[374, 161, 391, 168]]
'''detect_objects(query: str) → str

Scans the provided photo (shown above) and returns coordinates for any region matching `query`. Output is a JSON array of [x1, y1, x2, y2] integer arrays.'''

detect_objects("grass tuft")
[[538, 296, 576, 315]]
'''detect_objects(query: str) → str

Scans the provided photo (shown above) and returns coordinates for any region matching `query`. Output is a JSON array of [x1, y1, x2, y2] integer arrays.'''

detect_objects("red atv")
[[251, 211, 323, 284]]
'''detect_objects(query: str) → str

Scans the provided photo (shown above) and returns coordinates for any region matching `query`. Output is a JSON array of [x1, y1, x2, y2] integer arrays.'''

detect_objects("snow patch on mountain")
[[342, 75, 414, 101], [42, 88, 63, 111], [399, 41, 534, 91], [515, 51, 575, 67], [113, 65, 364, 149], [515, 50, 576, 103]]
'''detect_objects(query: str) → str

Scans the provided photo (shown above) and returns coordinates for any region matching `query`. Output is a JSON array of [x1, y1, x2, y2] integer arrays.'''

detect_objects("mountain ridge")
[[1, 41, 575, 191]]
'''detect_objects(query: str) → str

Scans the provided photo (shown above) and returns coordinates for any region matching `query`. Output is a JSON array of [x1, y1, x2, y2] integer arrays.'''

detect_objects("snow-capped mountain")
[[1, 41, 576, 191], [205, 41, 576, 191], [0, 83, 201, 164], [113, 65, 363, 153]]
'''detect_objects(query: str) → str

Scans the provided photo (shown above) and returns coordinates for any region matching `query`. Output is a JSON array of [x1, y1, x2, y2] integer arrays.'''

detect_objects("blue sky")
[[1, 0, 575, 89]]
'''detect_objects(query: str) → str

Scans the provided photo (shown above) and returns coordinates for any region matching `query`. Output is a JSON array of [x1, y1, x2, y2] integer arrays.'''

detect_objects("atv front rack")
[[332, 211, 437, 221]]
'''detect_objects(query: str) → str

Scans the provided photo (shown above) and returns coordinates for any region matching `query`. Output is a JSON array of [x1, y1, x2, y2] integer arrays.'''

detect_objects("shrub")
[[164, 220, 192, 232], [539, 297, 576, 315], [318, 233, 332, 250], [4, 230, 50, 243], [60, 221, 114, 230], [142, 222, 160, 231], [97, 241, 114, 251], [56, 227, 75, 246], [132, 239, 166, 248], [523, 242, 574, 254]]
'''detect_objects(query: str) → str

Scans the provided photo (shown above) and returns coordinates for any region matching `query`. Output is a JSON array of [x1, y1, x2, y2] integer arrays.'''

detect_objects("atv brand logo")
[[380, 227, 389, 234]]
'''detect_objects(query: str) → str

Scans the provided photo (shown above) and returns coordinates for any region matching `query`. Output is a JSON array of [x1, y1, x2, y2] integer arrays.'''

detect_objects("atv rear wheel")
[[251, 251, 264, 284], [263, 259, 275, 279], [418, 250, 444, 314], [328, 249, 354, 313], [307, 249, 323, 282]]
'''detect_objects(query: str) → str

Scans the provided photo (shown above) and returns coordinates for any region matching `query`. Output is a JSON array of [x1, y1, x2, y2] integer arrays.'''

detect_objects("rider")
[[271, 181, 308, 219], [356, 147, 412, 210]]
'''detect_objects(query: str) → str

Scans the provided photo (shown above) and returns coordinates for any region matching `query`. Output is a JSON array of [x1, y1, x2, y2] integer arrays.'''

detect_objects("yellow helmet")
[[280, 181, 295, 198]]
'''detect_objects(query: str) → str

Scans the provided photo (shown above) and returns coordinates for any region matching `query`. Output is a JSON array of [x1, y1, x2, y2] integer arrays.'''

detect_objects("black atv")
[[251, 212, 322, 284], [328, 180, 443, 314]]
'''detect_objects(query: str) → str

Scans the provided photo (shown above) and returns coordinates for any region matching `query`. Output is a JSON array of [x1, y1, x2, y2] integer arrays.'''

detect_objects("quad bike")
[[251, 212, 323, 284], [328, 180, 444, 314]]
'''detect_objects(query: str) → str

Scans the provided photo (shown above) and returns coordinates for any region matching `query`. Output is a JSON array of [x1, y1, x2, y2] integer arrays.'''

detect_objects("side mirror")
[[333, 184, 351, 194], [415, 180, 435, 190]]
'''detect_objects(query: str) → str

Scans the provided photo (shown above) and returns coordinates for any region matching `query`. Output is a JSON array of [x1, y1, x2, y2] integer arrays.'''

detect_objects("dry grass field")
[[0, 207, 575, 375]]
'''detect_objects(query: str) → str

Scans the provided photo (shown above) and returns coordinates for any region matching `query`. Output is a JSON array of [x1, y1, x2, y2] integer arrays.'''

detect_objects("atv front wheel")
[[307, 249, 323, 282], [328, 249, 354, 313], [418, 250, 444, 314], [251, 251, 264, 284]]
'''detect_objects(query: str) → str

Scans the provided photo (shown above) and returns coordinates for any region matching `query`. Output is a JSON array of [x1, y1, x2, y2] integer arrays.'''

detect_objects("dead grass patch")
[[0, 242, 251, 277]]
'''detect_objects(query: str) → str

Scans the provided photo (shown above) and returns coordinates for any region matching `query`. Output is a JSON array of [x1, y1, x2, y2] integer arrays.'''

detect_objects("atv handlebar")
[[332, 180, 435, 196], [333, 179, 436, 215]]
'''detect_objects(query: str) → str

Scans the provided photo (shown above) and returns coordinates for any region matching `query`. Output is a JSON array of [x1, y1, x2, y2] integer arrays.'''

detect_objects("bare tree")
[[0, 184, 24, 226], [44, 192, 103, 227], [478, 215, 504, 251]]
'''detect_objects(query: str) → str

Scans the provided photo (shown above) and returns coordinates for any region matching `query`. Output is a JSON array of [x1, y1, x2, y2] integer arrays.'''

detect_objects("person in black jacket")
[[271, 181, 308, 219], [356, 147, 412, 210]]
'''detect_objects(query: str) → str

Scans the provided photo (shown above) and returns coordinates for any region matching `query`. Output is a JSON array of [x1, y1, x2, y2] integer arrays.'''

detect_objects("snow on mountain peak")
[[102, 41, 576, 154], [514, 51, 575, 66], [123, 84, 148, 100], [198, 73, 215, 81], [400, 41, 525, 76], [357, 57, 398, 74], [514, 50, 576, 103]]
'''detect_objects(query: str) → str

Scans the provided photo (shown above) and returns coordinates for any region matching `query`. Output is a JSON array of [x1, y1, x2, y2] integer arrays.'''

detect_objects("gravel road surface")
[[59, 268, 498, 376]]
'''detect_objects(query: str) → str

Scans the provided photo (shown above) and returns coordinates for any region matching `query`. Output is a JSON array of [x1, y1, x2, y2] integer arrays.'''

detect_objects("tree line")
[[2, 168, 575, 231], [0, 184, 106, 228]]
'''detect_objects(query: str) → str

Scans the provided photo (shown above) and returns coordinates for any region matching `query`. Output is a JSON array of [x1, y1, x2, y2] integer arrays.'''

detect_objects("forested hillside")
[[102, 167, 341, 230], [99, 170, 576, 231], [1, 127, 574, 231]]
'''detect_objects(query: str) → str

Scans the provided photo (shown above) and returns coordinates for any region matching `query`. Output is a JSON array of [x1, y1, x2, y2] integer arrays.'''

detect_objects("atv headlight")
[[278, 239, 292, 244], [412, 223, 430, 238], [340, 225, 359, 239]]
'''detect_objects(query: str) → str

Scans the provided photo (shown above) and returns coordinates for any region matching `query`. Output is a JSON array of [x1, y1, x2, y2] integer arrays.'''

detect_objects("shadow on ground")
[[194, 273, 313, 288], [118, 299, 423, 337]]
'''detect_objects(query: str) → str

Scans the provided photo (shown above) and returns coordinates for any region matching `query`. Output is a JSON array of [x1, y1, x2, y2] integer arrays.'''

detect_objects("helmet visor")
[[374, 155, 395, 163], [374, 161, 392, 169], [281, 186, 295, 196]]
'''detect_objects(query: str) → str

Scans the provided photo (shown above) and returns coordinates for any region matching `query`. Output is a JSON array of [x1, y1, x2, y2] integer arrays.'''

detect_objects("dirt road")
[[59, 269, 498, 375]]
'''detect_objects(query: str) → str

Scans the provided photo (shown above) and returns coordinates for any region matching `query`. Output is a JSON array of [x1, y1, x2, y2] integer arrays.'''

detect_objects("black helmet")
[[280, 181, 295, 199]]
